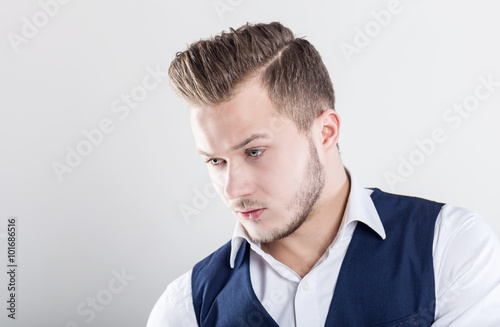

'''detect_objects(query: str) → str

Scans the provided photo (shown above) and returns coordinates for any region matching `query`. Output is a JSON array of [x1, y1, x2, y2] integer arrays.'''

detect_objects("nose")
[[223, 161, 255, 200]]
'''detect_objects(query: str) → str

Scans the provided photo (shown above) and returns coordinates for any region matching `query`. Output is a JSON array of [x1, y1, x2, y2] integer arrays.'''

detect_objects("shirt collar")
[[340, 168, 386, 241], [229, 167, 386, 268]]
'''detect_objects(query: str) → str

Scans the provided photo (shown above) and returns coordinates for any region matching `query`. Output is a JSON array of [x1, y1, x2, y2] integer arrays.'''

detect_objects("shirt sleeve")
[[146, 269, 199, 327], [432, 204, 500, 326]]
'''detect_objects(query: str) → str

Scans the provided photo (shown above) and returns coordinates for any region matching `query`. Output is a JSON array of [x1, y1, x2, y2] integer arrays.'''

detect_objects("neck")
[[261, 166, 351, 278]]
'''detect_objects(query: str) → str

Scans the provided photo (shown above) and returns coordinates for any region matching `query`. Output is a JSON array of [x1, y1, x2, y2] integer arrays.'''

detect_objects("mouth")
[[236, 208, 266, 221]]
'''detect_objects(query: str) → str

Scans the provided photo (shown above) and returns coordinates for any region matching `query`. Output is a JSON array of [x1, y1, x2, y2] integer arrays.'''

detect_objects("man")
[[147, 22, 500, 326]]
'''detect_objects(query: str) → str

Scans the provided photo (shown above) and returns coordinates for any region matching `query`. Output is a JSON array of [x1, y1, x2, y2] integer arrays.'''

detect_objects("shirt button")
[[301, 281, 310, 291]]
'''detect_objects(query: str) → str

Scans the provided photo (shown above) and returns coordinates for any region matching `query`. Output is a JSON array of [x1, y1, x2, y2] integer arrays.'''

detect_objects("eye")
[[205, 149, 264, 166], [207, 158, 225, 166], [247, 149, 264, 157]]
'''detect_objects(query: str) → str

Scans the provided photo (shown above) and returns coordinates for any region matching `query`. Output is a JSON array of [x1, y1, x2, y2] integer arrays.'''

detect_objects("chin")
[[247, 225, 284, 244], [242, 223, 271, 243]]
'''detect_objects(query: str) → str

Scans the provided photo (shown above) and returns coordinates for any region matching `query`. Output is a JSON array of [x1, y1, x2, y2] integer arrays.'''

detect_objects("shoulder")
[[193, 240, 232, 277], [433, 203, 500, 270], [147, 241, 236, 327], [433, 203, 498, 253], [372, 188, 444, 207], [146, 270, 198, 327], [371, 188, 445, 217], [191, 240, 241, 305], [432, 204, 500, 323], [370, 188, 444, 232]]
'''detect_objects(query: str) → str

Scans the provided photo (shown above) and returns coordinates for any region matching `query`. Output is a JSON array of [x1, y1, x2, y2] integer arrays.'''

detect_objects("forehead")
[[189, 79, 294, 156]]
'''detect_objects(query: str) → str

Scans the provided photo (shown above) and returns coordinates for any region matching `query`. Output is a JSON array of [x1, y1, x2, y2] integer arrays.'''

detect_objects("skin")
[[189, 77, 350, 278]]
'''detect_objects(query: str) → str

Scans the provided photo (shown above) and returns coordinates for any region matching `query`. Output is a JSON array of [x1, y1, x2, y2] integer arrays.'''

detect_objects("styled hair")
[[168, 22, 335, 133]]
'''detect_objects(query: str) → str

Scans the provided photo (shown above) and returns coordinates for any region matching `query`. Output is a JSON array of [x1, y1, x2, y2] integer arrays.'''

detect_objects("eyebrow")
[[197, 133, 270, 157]]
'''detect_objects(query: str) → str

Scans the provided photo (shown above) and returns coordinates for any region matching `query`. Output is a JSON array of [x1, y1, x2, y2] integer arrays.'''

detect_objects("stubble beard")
[[245, 137, 326, 244]]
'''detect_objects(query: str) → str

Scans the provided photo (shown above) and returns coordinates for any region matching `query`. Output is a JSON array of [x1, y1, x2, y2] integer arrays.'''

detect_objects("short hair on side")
[[168, 21, 335, 133]]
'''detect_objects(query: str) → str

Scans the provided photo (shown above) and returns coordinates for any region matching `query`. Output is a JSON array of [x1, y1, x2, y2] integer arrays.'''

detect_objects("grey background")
[[0, 0, 499, 326]]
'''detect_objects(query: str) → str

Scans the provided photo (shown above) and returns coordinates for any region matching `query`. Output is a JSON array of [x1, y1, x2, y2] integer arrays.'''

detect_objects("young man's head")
[[168, 22, 335, 133], [169, 22, 345, 243]]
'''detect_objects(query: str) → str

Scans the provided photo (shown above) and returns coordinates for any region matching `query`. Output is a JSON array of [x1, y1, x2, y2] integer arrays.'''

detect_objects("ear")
[[315, 109, 341, 151]]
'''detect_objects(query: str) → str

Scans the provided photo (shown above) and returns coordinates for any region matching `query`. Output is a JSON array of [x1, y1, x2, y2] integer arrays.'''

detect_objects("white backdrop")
[[1, 0, 499, 326]]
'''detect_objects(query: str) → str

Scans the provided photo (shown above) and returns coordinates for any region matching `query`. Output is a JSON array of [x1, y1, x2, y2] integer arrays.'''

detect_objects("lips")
[[236, 207, 263, 213], [236, 208, 265, 221]]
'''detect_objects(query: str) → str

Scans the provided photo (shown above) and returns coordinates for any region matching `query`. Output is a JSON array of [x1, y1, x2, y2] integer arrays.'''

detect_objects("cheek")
[[255, 148, 307, 198]]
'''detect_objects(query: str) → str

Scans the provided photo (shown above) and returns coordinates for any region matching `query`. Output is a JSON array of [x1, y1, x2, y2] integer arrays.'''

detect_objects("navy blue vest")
[[192, 188, 444, 326]]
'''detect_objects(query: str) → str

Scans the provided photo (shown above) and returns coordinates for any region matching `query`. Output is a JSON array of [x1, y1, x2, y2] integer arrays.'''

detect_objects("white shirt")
[[147, 172, 500, 326]]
